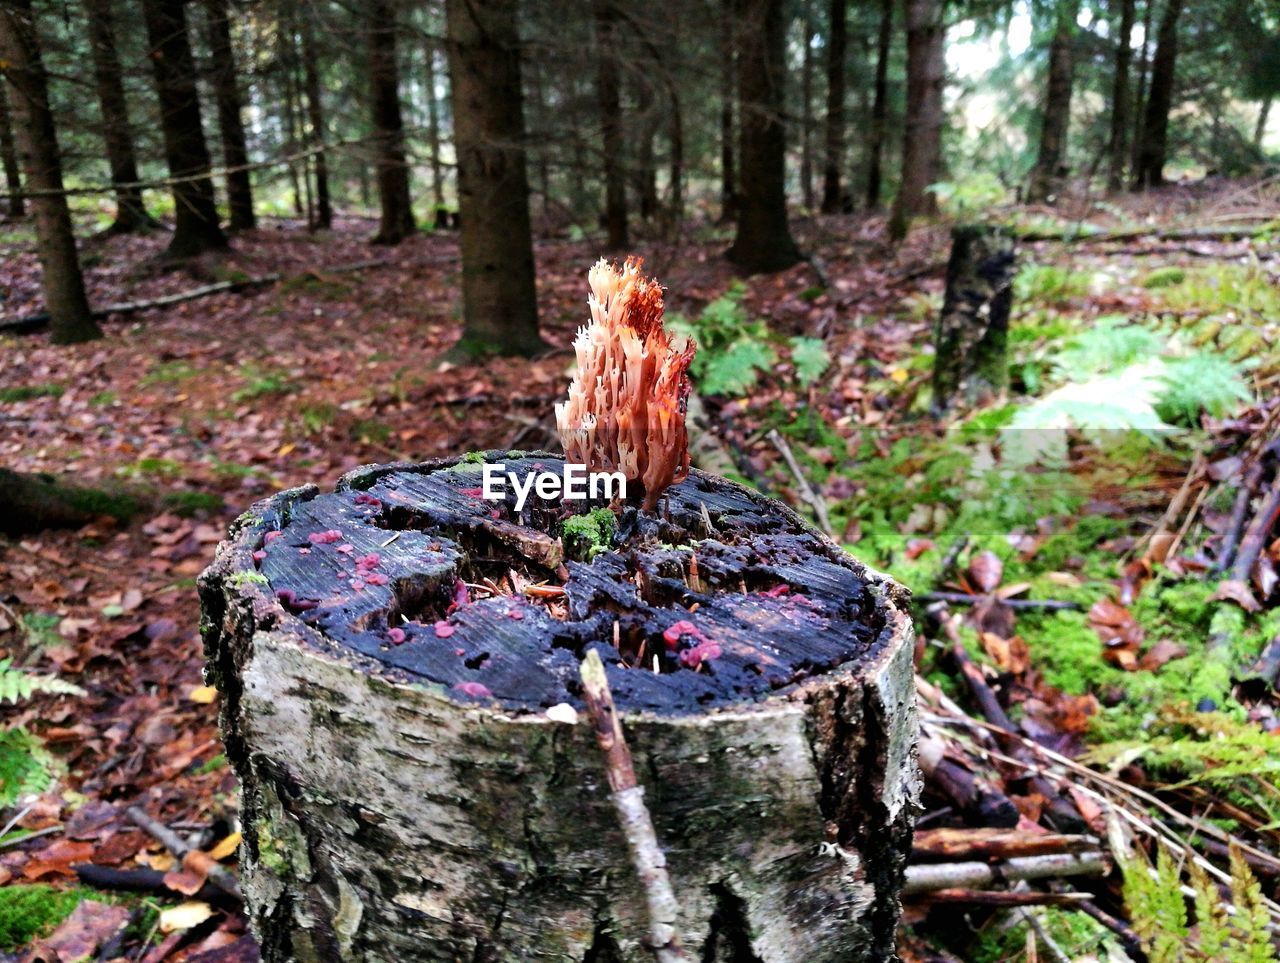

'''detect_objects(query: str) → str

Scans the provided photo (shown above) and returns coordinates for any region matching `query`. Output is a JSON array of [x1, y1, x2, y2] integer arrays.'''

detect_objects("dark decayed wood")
[[200, 452, 919, 961]]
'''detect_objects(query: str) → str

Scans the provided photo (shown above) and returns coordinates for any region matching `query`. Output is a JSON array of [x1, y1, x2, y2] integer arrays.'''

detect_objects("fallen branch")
[[901, 851, 1109, 896], [765, 428, 835, 538], [125, 805, 242, 902], [1019, 223, 1278, 244], [72, 863, 241, 908], [918, 733, 1019, 828], [910, 888, 1091, 907], [579, 650, 688, 962], [912, 828, 1099, 862], [920, 591, 1081, 612]]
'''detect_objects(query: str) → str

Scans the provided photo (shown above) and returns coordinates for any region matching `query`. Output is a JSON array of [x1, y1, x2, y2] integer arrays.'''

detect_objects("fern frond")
[[0, 727, 54, 808], [1190, 857, 1233, 960], [0, 658, 87, 705], [1228, 843, 1277, 963]]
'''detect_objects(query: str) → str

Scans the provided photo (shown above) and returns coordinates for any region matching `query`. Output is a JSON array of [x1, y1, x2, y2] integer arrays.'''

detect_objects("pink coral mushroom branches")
[[556, 258, 697, 512]]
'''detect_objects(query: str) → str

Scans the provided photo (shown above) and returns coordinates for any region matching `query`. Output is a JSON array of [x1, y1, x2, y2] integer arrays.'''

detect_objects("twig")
[[765, 429, 835, 538], [901, 851, 1109, 896], [125, 806, 242, 902], [579, 650, 689, 962], [73, 864, 241, 908], [920, 591, 1080, 612], [911, 888, 1090, 907], [0, 824, 60, 850]]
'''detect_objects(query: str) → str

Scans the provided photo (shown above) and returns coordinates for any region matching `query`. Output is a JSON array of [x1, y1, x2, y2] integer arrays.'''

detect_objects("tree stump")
[[199, 453, 919, 962], [931, 225, 1016, 414]]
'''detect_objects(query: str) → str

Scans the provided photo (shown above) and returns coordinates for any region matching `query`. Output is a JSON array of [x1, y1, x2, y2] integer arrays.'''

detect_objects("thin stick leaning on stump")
[[580, 650, 690, 963], [125, 805, 242, 902]]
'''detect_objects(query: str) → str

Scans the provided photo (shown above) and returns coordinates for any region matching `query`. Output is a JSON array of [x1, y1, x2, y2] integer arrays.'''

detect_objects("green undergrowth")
[[0, 884, 153, 952], [968, 904, 1112, 962]]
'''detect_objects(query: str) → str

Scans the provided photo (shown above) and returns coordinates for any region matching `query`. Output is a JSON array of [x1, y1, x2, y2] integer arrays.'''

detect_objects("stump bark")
[[199, 453, 919, 962]]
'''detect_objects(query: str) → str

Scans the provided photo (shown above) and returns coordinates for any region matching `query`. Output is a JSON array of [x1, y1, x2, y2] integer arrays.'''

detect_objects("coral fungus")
[[556, 258, 696, 511]]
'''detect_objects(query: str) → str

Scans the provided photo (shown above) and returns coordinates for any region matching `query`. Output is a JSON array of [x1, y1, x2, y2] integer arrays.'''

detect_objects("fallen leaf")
[[207, 831, 242, 861], [160, 901, 215, 933], [968, 550, 1004, 594], [29, 900, 129, 963], [189, 685, 220, 704]]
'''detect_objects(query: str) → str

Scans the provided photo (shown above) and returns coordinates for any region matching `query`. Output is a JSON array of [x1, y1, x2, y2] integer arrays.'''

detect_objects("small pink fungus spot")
[[454, 681, 492, 699], [759, 584, 790, 598], [459, 487, 484, 498], [252, 550, 266, 563], [336, 543, 355, 555], [298, 547, 311, 556], [353, 493, 381, 506], [663, 619, 708, 650], [264, 531, 284, 544], [387, 627, 406, 644], [364, 573, 389, 586], [434, 621, 455, 638], [350, 578, 365, 590], [309, 529, 343, 544], [679, 640, 722, 669]]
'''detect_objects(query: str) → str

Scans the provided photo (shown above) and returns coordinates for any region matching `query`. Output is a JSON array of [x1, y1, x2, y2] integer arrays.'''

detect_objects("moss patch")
[[562, 508, 617, 562], [0, 885, 86, 951]]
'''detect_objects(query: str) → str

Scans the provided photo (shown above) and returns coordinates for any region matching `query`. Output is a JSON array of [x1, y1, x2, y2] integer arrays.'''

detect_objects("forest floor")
[[1, 176, 1279, 961]]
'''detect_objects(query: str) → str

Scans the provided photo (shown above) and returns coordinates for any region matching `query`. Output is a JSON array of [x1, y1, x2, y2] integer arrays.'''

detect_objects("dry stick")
[[1215, 460, 1265, 572], [579, 650, 689, 962], [912, 889, 1091, 907], [1229, 479, 1280, 585], [765, 428, 835, 538], [125, 806, 242, 902], [920, 591, 1081, 612], [912, 828, 1100, 861], [901, 851, 1108, 896]]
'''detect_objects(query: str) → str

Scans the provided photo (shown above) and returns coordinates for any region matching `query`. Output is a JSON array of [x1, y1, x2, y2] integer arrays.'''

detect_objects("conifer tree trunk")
[[668, 83, 684, 235], [1129, 0, 1153, 177], [1027, 3, 1077, 204], [0, 81, 24, 219], [141, 0, 227, 259], [299, 15, 332, 229], [634, 76, 658, 222], [1132, 0, 1182, 189], [820, 0, 846, 214], [205, 0, 255, 230], [367, 0, 415, 244], [594, 0, 627, 249], [445, 0, 545, 356], [1256, 95, 1273, 150], [83, 0, 150, 233], [424, 38, 445, 210], [865, 0, 892, 209], [1106, 0, 1135, 192], [719, 0, 736, 222], [727, 0, 801, 274], [800, 0, 815, 211], [889, 0, 944, 241], [0, 0, 99, 343]]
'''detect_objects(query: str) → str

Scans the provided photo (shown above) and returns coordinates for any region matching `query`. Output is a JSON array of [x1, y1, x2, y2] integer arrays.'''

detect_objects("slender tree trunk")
[[865, 0, 892, 209], [800, 0, 814, 211], [528, 62, 552, 224], [1255, 95, 1272, 150], [424, 38, 445, 210], [276, 0, 304, 218], [1132, 0, 1183, 189], [727, 0, 801, 273], [1129, 0, 1153, 177], [0, 81, 24, 219], [1027, 3, 1077, 204], [0, 0, 99, 343], [1106, 0, 1135, 192], [821, 0, 847, 213], [83, 0, 150, 233], [140, 0, 227, 259], [634, 76, 658, 222], [889, 0, 944, 241], [669, 87, 684, 236], [205, 0, 254, 229], [719, 0, 736, 222], [299, 15, 332, 229], [445, 0, 545, 357], [594, 0, 627, 248], [367, 0, 415, 244]]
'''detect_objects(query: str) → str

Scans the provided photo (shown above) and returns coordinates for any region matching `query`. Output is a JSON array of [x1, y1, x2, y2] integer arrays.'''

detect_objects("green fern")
[[1053, 315, 1165, 380], [0, 728, 55, 808], [0, 659, 86, 705], [788, 336, 831, 387], [1229, 844, 1276, 963], [701, 341, 777, 396], [1156, 353, 1252, 426]]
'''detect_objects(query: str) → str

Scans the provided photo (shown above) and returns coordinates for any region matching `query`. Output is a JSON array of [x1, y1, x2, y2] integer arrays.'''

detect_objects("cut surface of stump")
[[200, 452, 919, 962]]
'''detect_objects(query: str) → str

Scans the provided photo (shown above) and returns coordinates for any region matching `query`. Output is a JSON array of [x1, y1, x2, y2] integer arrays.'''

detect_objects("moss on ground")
[[0, 885, 91, 951]]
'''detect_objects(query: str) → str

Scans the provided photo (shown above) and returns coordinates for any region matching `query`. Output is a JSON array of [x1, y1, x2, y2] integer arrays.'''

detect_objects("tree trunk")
[[199, 454, 919, 963], [1132, 0, 1182, 189], [204, 0, 255, 230], [727, 0, 801, 274], [299, 15, 332, 230], [889, 0, 944, 241], [445, 0, 544, 357], [83, 0, 150, 233], [140, 0, 227, 259], [719, 0, 736, 222], [1027, 4, 1077, 204], [1255, 94, 1272, 150], [367, 0, 415, 244], [0, 0, 99, 344], [594, 0, 628, 249], [0, 468, 139, 535], [1128, 0, 1153, 182], [0, 80, 24, 219], [800, 0, 815, 211], [424, 38, 446, 211], [931, 225, 1016, 413], [821, 0, 846, 214], [1105, 0, 1135, 192], [277, 3, 306, 220], [634, 75, 659, 223], [865, 0, 892, 210], [668, 86, 684, 235]]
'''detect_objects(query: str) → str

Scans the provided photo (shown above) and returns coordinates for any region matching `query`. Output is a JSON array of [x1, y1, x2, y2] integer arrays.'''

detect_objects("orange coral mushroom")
[[556, 258, 696, 511]]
